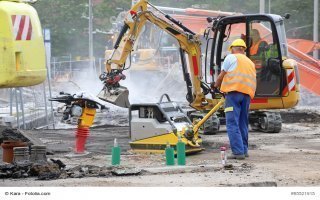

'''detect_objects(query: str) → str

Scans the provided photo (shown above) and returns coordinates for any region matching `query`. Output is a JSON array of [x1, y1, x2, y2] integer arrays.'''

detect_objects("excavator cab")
[[207, 14, 300, 132]]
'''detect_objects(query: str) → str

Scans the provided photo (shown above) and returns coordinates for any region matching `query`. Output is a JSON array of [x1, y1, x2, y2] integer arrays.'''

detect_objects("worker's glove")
[[210, 82, 223, 97]]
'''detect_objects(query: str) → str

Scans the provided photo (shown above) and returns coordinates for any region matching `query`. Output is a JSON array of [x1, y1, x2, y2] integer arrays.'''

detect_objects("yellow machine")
[[49, 92, 108, 127], [0, 0, 46, 88], [98, 0, 299, 153]]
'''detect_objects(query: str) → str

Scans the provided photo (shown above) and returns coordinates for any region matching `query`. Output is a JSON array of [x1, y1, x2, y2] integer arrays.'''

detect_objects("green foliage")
[[32, 0, 317, 58], [33, 0, 89, 57], [270, 0, 317, 40]]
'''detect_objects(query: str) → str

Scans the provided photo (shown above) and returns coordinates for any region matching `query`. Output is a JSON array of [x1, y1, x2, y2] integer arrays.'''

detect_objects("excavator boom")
[[97, 0, 210, 110]]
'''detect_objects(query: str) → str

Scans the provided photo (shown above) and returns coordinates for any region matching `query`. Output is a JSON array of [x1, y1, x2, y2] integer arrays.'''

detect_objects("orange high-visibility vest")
[[250, 39, 266, 55], [220, 54, 256, 99]]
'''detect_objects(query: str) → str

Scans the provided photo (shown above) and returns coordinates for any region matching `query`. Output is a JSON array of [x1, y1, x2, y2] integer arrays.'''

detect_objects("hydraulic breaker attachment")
[[98, 70, 130, 108]]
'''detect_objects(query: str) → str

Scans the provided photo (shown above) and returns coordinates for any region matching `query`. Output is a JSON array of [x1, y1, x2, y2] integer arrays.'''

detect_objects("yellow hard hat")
[[228, 39, 247, 51]]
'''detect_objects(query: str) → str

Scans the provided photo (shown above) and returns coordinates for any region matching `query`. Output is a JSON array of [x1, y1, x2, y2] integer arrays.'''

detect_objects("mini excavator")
[[97, 0, 299, 153]]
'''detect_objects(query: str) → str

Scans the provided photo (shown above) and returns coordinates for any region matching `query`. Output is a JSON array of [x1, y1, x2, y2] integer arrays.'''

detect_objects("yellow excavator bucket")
[[0, 0, 46, 88]]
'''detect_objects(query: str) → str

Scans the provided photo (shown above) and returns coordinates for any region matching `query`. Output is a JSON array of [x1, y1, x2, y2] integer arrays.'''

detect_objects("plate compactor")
[[128, 94, 225, 154]]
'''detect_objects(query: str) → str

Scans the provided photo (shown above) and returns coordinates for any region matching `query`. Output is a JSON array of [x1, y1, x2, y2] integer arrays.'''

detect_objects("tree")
[[93, 0, 130, 57], [270, 0, 317, 40], [32, 0, 316, 58], [33, 0, 89, 57]]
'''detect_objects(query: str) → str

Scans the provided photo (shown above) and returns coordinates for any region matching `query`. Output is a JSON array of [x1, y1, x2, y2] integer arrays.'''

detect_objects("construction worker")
[[213, 39, 256, 160], [250, 29, 269, 82], [250, 29, 268, 56]]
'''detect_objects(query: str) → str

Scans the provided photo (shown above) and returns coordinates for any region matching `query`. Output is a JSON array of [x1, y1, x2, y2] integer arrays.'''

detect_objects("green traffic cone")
[[176, 136, 186, 165], [111, 138, 121, 166], [165, 142, 175, 166]]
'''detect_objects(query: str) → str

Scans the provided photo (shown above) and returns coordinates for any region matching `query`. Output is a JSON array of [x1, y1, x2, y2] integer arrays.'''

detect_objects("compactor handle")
[[158, 93, 172, 104]]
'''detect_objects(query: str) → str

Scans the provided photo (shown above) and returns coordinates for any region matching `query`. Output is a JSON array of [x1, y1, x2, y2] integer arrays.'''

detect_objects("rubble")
[[67, 165, 113, 178], [0, 159, 61, 180], [0, 128, 29, 143], [0, 156, 142, 180], [50, 159, 66, 169], [30, 163, 61, 180]]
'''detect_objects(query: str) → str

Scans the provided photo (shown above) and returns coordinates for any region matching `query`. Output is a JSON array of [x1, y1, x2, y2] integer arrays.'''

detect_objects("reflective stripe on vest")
[[220, 54, 256, 99]]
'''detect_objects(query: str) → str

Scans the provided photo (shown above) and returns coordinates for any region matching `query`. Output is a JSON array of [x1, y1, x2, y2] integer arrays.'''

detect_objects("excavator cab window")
[[248, 19, 282, 96], [210, 14, 283, 97]]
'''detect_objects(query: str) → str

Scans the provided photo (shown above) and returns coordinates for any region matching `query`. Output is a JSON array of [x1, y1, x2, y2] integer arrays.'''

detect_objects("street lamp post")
[[260, 0, 265, 13], [89, 0, 94, 73], [268, 0, 271, 13]]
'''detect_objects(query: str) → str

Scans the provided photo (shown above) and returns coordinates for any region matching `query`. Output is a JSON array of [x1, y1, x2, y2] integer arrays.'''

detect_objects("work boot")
[[227, 154, 245, 160], [245, 153, 249, 158]]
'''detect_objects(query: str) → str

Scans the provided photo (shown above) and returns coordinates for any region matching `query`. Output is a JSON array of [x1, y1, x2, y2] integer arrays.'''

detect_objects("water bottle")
[[220, 146, 227, 166], [165, 142, 175, 166], [111, 138, 121, 166], [177, 136, 186, 166]]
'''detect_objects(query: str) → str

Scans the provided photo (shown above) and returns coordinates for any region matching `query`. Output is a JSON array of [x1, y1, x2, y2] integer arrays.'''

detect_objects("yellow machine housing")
[[0, 0, 46, 88], [79, 106, 97, 128]]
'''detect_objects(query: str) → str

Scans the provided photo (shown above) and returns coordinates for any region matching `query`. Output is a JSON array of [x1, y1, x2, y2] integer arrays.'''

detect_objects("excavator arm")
[[98, 0, 215, 110]]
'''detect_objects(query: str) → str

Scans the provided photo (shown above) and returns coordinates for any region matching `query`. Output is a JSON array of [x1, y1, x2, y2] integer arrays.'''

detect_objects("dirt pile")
[[0, 158, 143, 180], [0, 160, 61, 180]]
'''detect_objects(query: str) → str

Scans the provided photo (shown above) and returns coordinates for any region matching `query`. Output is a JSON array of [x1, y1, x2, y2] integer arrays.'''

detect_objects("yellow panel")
[[0, 1, 46, 88], [130, 132, 203, 154]]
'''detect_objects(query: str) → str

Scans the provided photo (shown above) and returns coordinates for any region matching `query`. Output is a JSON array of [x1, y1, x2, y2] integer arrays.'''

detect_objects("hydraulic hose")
[[114, 23, 129, 49]]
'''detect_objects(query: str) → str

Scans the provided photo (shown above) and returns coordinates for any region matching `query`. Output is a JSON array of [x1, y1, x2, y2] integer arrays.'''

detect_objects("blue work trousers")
[[225, 92, 251, 155]]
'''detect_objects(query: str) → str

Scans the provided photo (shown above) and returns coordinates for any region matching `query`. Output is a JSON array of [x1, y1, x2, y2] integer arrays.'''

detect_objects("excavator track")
[[250, 111, 282, 133]]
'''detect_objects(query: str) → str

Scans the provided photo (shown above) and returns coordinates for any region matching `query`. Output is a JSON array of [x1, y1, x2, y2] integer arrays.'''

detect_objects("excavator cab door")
[[208, 14, 285, 98]]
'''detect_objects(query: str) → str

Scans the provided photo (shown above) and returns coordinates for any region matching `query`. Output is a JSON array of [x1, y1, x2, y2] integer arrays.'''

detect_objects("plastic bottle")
[[176, 136, 186, 165], [220, 146, 227, 166], [165, 142, 175, 166], [111, 138, 121, 166]]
